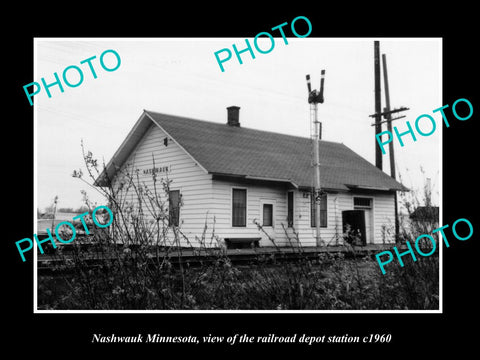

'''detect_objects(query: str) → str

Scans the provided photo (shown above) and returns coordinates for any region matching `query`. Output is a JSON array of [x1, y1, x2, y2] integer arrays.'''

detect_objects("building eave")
[[211, 172, 298, 188], [95, 111, 152, 187], [345, 184, 409, 192]]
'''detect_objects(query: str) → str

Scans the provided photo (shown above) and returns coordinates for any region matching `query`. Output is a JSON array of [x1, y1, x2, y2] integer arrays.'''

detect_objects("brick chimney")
[[227, 106, 240, 127]]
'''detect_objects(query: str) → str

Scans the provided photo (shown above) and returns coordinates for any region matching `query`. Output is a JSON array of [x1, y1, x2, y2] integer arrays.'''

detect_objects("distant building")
[[409, 206, 439, 224], [37, 212, 94, 236], [96, 107, 407, 248]]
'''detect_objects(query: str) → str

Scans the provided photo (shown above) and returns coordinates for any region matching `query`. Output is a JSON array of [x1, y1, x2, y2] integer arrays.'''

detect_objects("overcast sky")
[[35, 38, 441, 211]]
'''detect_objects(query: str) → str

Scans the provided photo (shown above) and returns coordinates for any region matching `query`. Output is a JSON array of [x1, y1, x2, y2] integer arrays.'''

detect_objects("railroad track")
[[36, 244, 400, 275]]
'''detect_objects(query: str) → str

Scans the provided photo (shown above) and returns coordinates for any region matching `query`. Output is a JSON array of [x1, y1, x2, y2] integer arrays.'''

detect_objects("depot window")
[[311, 192, 327, 228], [169, 190, 181, 227]]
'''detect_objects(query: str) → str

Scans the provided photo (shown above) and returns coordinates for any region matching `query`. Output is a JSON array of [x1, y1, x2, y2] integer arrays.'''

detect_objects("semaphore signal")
[[306, 70, 325, 247]]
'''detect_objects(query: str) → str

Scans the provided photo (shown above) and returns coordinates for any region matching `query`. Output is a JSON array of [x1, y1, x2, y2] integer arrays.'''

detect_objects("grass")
[[37, 247, 439, 310]]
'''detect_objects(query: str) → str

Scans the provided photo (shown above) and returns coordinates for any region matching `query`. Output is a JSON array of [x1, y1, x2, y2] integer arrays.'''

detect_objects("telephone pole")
[[382, 54, 395, 179], [382, 53, 400, 240], [369, 48, 409, 242], [374, 41, 382, 170]]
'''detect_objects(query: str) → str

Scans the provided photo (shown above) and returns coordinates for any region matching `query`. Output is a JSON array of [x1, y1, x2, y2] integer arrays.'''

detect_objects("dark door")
[[342, 210, 366, 246]]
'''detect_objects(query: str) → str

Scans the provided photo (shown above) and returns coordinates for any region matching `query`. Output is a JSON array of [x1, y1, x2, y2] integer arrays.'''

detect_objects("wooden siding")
[[371, 192, 396, 244], [112, 122, 213, 246], [293, 191, 396, 246], [294, 191, 348, 246], [210, 179, 293, 247], [207, 184, 396, 247]]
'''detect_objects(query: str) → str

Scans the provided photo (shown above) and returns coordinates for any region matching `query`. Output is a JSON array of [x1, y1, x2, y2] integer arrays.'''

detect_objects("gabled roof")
[[96, 110, 407, 192]]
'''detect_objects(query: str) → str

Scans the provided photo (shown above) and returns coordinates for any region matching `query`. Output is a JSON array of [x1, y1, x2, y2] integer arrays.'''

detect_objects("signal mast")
[[306, 70, 325, 246]]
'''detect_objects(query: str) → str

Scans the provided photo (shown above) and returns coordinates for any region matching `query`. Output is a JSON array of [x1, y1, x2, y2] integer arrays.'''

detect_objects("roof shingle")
[[143, 111, 406, 191]]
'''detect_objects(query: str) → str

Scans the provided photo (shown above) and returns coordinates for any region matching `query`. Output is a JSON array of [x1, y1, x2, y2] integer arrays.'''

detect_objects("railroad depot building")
[[95, 107, 407, 248]]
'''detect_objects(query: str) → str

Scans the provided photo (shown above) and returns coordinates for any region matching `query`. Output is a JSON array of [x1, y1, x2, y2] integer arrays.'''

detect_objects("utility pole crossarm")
[[369, 106, 410, 118]]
